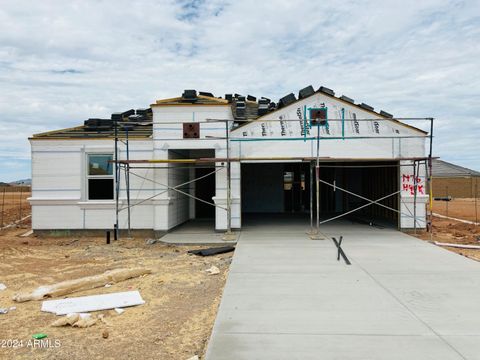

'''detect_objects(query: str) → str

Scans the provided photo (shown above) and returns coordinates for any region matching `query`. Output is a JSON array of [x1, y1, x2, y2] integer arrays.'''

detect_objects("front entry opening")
[[195, 166, 216, 218], [167, 149, 216, 232]]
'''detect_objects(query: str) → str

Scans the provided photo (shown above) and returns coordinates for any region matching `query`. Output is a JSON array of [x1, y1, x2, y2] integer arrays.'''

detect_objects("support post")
[[310, 123, 324, 239], [445, 185, 449, 216], [310, 161, 313, 232], [428, 118, 434, 240], [19, 186, 23, 221], [316, 125, 320, 233], [226, 121, 231, 233], [475, 177, 478, 225], [223, 120, 235, 241], [125, 128, 131, 237], [1, 187, 5, 227], [114, 118, 120, 240]]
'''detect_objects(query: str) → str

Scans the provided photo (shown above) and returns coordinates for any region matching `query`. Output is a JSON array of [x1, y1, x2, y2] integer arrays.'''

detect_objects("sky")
[[0, 0, 479, 182]]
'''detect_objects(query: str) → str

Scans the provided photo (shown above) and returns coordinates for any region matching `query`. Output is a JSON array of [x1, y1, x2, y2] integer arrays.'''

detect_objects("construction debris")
[[434, 241, 480, 250], [189, 246, 235, 257], [433, 213, 479, 225], [434, 196, 452, 201], [0, 306, 16, 314], [42, 290, 145, 315], [51, 313, 81, 327], [145, 238, 159, 245], [20, 229, 34, 237], [114, 308, 125, 315], [102, 329, 109, 339], [0, 283, 6, 291], [51, 313, 98, 328], [73, 317, 98, 328], [205, 266, 220, 275], [13, 268, 152, 302]]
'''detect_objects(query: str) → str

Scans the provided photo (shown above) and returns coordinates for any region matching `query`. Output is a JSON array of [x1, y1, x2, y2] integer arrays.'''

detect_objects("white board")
[[41, 291, 145, 315]]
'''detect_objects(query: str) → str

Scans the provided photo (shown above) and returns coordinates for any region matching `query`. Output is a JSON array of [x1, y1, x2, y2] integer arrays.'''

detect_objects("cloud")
[[49, 69, 85, 74], [0, 0, 479, 181]]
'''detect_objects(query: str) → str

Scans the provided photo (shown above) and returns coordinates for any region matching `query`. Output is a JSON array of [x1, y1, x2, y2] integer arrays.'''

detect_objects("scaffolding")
[[111, 117, 434, 240]]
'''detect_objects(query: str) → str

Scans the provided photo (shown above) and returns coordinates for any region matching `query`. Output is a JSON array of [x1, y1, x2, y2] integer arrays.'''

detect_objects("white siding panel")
[[84, 209, 115, 229], [32, 206, 83, 229]]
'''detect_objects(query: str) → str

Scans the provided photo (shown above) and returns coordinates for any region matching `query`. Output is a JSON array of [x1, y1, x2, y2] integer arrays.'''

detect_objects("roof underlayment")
[[31, 86, 428, 139]]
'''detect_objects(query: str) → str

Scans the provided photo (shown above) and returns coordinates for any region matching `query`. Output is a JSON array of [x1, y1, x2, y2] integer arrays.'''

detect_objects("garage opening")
[[241, 161, 399, 227]]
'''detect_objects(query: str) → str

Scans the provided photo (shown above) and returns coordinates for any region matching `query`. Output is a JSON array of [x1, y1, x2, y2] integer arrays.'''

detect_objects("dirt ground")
[[414, 215, 480, 261], [0, 219, 232, 360], [1, 195, 478, 359], [432, 198, 479, 223], [0, 191, 31, 227]]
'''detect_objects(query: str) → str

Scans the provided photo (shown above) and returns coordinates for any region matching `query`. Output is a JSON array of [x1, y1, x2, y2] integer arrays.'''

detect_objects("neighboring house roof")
[[432, 159, 480, 177]]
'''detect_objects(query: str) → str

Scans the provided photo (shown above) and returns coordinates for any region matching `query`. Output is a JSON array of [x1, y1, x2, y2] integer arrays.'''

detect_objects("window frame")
[[86, 153, 115, 201]]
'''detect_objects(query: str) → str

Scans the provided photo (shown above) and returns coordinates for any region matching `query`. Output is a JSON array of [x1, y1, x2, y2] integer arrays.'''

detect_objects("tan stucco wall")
[[432, 176, 479, 198]]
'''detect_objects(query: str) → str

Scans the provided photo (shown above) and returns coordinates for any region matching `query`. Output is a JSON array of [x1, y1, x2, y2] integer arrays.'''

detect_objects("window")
[[87, 154, 114, 200]]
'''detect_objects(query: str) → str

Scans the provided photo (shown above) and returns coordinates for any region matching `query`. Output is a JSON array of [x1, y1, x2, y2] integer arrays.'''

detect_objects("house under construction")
[[29, 86, 433, 235]]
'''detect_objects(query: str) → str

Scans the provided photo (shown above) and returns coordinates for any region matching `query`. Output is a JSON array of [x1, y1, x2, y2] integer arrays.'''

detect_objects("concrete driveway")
[[205, 220, 480, 360]]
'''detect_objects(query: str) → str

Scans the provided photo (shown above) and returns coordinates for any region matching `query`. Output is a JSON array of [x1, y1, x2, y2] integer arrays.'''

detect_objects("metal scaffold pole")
[[309, 161, 314, 233], [310, 122, 324, 240], [316, 125, 320, 234], [112, 116, 434, 239], [413, 160, 418, 234], [19, 186, 23, 221], [428, 118, 434, 241], [125, 128, 131, 237], [1, 188, 5, 227], [114, 118, 120, 240], [223, 120, 235, 241], [475, 177, 478, 225]]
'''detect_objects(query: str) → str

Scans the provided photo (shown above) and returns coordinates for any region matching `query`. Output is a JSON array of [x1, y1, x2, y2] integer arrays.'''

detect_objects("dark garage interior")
[[241, 162, 399, 227]]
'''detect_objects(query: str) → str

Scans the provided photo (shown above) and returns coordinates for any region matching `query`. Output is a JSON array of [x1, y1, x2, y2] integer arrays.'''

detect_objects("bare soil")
[[432, 198, 479, 223], [0, 220, 231, 360], [2, 193, 477, 359], [0, 191, 31, 227], [414, 216, 480, 261]]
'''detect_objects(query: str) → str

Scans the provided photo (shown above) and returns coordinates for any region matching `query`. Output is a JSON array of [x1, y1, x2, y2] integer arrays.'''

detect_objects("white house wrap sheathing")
[[29, 91, 429, 231]]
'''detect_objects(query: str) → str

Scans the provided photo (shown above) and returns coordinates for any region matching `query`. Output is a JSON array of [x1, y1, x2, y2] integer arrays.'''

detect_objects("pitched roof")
[[31, 124, 152, 140], [231, 89, 427, 134], [151, 94, 229, 106], [31, 86, 430, 140], [432, 159, 480, 177]]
